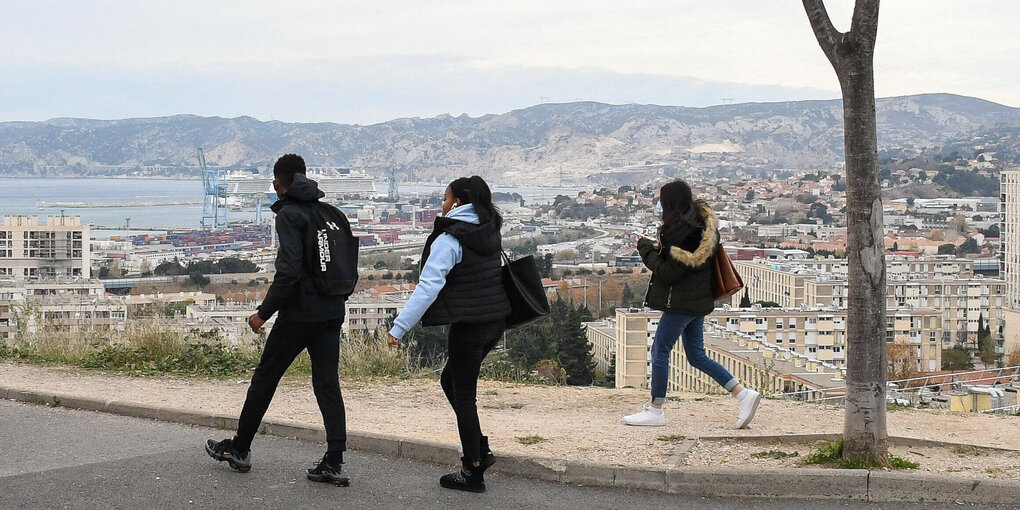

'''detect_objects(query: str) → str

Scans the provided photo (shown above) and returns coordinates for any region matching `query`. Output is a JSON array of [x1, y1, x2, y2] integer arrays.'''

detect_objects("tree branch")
[[850, 0, 880, 52], [802, 0, 844, 66]]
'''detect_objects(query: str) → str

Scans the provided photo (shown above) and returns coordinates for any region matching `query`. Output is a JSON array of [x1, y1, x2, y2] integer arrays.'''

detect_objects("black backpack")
[[303, 202, 359, 297]]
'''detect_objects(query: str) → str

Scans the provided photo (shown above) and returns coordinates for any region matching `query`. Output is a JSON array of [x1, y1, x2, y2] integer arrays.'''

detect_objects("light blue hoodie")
[[389, 204, 479, 340]]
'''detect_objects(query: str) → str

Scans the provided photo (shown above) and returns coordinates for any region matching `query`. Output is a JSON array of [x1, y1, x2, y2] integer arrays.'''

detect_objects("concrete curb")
[[699, 433, 1020, 453], [3, 386, 1019, 504], [667, 466, 869, 500]]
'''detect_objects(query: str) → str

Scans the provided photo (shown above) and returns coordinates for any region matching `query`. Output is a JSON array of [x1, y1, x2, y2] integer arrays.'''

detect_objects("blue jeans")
[[650, 312, 739, 404]]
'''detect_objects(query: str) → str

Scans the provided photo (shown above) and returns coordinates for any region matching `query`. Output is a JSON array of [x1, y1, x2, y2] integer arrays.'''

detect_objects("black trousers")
[[440, 320, 505, 462], [235, 317, 346, 454]]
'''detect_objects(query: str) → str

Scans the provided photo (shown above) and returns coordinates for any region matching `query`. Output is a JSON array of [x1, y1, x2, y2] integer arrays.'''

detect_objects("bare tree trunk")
[[802, 0, 888, 464]]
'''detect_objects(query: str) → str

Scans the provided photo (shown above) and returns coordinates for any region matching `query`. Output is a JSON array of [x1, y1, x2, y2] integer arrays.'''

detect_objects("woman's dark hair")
[[273, 154, 306, 188], [448, 175, 502, 228], [658, 179, 701, 234]]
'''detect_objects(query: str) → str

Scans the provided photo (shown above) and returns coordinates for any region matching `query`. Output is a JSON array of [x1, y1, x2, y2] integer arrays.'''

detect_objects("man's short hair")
[[273, 154, 306, 188]]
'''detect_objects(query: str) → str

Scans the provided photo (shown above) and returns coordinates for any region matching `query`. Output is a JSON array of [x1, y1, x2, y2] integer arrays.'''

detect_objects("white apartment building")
[[709, 306, 943, 373], [1, 215, 90, 279], [584, 308, 848, 399], [185, 302, 273, 344], [0, 278, 125, 339], [124, 291, 217, 316], [735, 256, 977, 308], [344, 295, 407, 334], [33, 297, 127, 334], [586, 306, 946, 395], [804, 277, 1004, 349], [1001, 170, 1020, 309], [733, 255, 997, 349]]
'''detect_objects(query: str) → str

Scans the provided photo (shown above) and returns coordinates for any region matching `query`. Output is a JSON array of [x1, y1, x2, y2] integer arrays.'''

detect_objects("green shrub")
[[656, 434, 687, 443], [751, 450, 799, 460], [81, 343, 255, 377], [516, 435, 547, 445], [804, 440, 917, 470], [479, 352, 540, 384]]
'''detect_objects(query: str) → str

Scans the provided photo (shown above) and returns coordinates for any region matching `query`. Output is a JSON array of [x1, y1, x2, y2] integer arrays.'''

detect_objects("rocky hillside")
[[1, 94, 1018, 185]]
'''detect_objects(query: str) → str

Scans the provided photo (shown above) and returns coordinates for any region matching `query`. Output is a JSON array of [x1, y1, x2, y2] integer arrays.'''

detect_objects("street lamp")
[[597, 277, 611, 318]]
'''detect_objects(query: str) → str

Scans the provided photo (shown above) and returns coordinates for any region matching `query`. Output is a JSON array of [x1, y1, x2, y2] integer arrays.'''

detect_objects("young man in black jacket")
[[205, 154, 350, 486]]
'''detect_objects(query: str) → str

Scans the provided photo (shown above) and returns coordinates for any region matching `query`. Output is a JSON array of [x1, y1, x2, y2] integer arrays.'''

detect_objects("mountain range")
[[1, 93, 1018, 186]]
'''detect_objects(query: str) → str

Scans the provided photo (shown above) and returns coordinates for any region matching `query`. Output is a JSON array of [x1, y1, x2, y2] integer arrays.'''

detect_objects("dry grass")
[[2, 320, 427, 380]]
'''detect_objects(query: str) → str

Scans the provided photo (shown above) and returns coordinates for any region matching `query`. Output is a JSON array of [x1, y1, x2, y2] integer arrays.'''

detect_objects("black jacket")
[[640, 202, 719, 316], [420, 216, 510, 326], [257, 174, 346, 323]]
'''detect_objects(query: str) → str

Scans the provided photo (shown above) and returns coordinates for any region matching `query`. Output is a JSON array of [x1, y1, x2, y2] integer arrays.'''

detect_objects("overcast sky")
[[1, 1, 1017, 125]]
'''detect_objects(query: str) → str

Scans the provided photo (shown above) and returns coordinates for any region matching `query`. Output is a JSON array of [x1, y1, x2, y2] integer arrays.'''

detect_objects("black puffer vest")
[[420, 216, 510, 326]]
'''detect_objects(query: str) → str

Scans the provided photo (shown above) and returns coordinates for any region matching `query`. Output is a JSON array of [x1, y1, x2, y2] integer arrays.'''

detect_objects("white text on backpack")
[[317, 229, 331, 271]]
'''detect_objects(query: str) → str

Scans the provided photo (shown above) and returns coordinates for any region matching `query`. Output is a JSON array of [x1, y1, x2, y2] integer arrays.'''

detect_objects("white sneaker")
[[622, 403, 666, 427], [736, 389, 761, 429]]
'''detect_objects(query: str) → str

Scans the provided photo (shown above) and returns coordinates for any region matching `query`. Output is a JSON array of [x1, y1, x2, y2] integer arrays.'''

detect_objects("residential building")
[[804, 277, 1005, 349], [124, 291, 217, 317], [0, 215, 90, 279], [585, 306, 947, 401], [584, 308, 847, 400], [1001, 308, 1020, 357], [185, 302, 273, 344], [345, 294, 407, 334], [584, 319, 616, 377], [0, 278, 123, 339], [708, 306, 943, 373], [736, 256, 977, 308], [1001, 170, 1020, 308], [731, 261, 810, 307], [34, 296, 127, 334]]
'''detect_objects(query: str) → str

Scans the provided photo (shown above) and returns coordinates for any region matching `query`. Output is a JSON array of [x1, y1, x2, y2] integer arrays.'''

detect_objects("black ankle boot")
[[479, 436, 496, 471], [439, 456, 486, 493]]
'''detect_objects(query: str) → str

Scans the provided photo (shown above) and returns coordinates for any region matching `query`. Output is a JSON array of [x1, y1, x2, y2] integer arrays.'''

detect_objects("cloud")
[[1, 0, 1017, 122], [0, 57, 840, 124]]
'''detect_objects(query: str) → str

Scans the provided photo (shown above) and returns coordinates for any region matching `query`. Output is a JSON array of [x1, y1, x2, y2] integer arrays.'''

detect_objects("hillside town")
[[3, 143, 1020, 417]]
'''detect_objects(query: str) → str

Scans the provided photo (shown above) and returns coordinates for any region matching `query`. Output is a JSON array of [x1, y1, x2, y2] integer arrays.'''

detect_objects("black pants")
[[440, 320, 505, 462], [235, 317, 346, 454]]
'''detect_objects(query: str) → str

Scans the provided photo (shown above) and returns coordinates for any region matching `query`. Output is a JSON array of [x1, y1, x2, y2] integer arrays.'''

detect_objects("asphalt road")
[[0, 399, 1004, 509]]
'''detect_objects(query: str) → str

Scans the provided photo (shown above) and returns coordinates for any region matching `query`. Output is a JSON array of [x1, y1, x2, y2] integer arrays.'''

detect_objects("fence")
[[775, 366, 1020, 404]]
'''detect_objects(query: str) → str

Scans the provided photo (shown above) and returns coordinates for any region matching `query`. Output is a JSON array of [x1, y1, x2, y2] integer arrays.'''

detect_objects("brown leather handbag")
[[712, 245, 744, 300]]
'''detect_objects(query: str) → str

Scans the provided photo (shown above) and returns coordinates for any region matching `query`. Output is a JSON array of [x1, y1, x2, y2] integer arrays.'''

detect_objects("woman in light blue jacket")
[[388, 176, 510, 493]]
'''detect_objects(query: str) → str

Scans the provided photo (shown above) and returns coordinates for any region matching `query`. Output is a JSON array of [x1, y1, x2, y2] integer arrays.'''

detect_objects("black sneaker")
[[307, 455, 350, 487], [439, 457, 485, 493], [205, 437, 251, 473]]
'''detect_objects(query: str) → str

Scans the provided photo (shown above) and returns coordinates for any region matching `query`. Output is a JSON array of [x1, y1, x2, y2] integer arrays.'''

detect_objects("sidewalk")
[[2, 362, 1019, 503]]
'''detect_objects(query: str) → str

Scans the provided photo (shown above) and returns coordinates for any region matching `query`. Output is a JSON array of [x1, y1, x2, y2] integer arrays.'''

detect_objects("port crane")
[[198, 147, 229, 229]]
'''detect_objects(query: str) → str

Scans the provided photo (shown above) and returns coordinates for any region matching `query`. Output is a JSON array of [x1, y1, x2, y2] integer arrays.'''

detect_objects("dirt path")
[[2, 362, 1018, 479]]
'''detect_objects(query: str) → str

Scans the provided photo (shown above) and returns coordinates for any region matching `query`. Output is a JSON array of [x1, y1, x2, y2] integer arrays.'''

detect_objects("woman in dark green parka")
[[623, 179, 761, 429]]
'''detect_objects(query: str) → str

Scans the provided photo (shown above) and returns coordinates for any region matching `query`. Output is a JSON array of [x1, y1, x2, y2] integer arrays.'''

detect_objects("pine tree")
[[538, 253, 554, 278], [740, 289, 752, 308], [403, 322, 448, 368], [557, 303, 596, 385], [505, 297, 563, 369], [621, 283, 635, 308]]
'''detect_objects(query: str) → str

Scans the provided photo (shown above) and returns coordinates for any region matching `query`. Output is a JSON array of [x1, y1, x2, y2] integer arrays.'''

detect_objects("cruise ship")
[[221, 167, 377, 197]]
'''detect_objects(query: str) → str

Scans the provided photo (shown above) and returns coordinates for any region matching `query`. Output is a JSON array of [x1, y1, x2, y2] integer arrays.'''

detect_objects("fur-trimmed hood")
[[666, 203, 718, 267]]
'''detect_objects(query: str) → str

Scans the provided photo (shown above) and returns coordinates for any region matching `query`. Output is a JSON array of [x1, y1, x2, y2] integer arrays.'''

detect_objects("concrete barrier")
[[870, 471, 1020, 505], [667, 466, 869, 500]]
